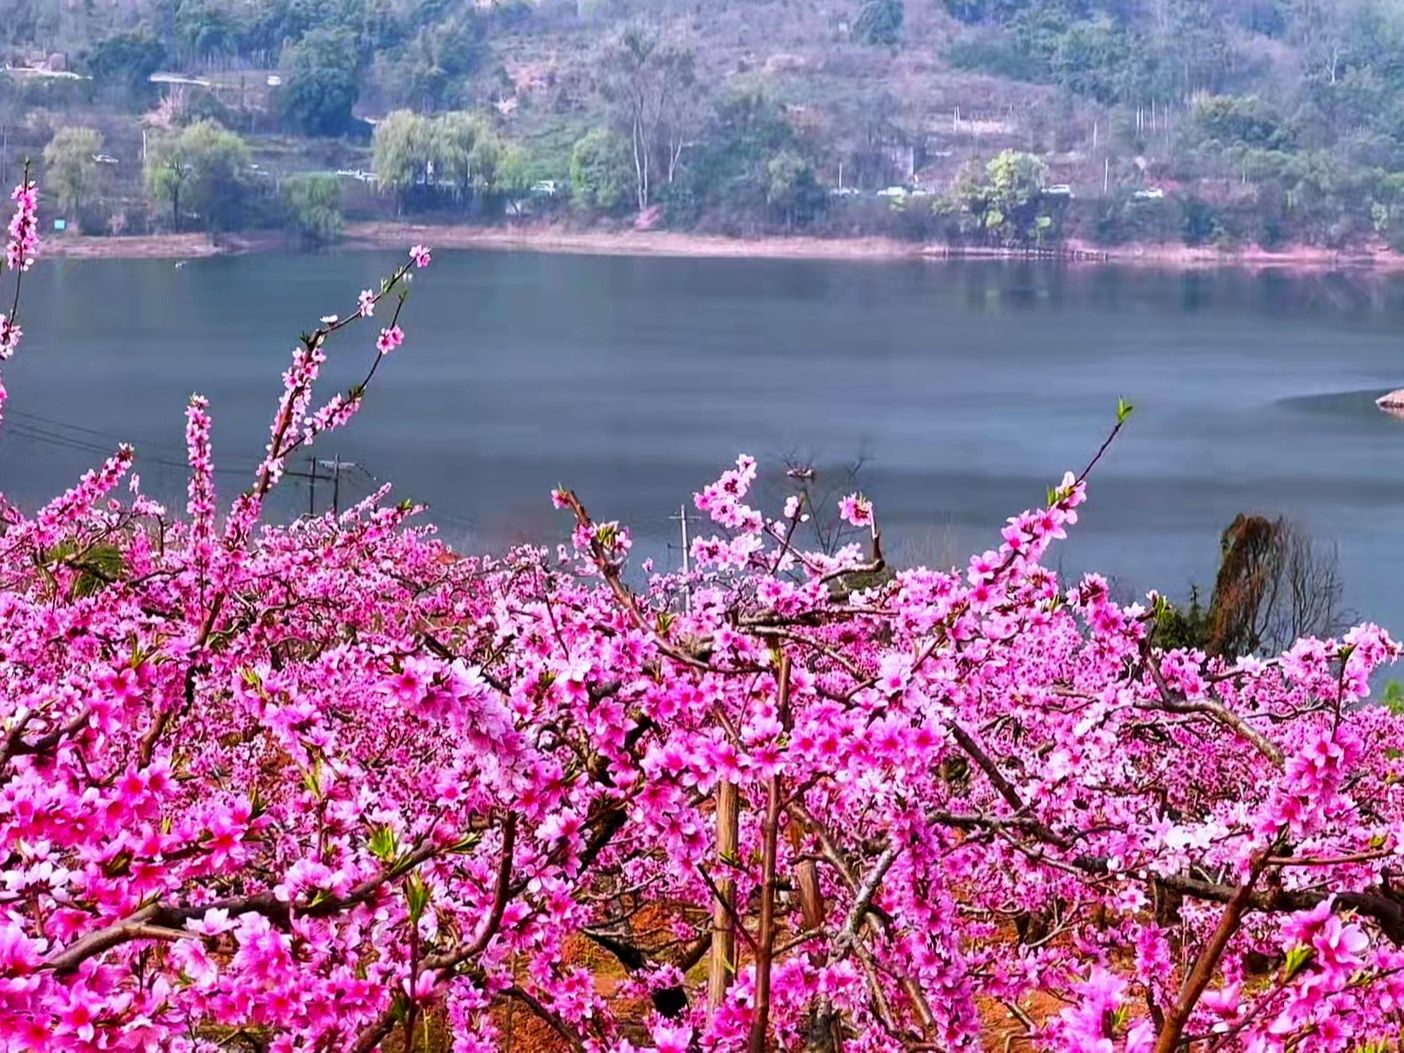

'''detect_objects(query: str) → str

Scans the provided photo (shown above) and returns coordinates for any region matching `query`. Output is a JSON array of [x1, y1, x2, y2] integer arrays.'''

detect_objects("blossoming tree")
[[3, 175, 1404, 1053]]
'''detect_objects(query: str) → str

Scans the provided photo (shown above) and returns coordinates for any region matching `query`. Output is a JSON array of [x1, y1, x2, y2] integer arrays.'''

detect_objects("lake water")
[[6, 250, 1404, 636]]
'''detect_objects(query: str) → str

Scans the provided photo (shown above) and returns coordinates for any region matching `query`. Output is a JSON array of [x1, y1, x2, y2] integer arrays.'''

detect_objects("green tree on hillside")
[[146, 144, 193, 232], [278, 28, 362, 137], [83, 31, 166, 96], [855, 0, 904, 46], [172, 0, 239, 60], [283, 173, 344, 248], [941, 0, 1021, 22], [570, 128, 633, 213], [181, 121, 251, 231], [1046, 17, 1135, 103], [1187, 95, 1292, 151], [144, 120, 250, 231], [433, 111, 502, 200], [371, 110, 534, 213], [395, 15, 486, 111], [373, 110, 435, 209], [766, 150, 823, 228], [496, 144, 533, 213], [954, 150, 1050, 245], [672, 89, 824, 229], [43, 127, 104, 220]]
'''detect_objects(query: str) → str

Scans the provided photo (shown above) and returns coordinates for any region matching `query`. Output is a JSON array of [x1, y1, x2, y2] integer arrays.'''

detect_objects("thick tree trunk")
[[747, 655, 790, 1053], [707, 780, 740, 1008]]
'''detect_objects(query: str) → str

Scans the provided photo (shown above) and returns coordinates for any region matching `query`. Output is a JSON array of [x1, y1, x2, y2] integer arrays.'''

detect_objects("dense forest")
[[5, 0, 1404, 251]]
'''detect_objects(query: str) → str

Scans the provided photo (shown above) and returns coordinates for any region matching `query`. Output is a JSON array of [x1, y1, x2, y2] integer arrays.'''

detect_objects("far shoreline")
[[39, 222, 1404, 273]]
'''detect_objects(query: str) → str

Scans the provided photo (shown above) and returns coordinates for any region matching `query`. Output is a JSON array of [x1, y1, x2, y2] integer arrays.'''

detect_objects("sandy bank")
[[340, 224, 1404, 272], [343, 222, 924, 261], [43, 232, 225, 260], [1062, 238, 1404, 272], [37, 222, 1404, 272]]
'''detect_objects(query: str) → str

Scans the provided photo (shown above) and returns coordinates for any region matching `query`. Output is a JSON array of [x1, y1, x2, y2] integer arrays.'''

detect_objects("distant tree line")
[[23, 0, 1404, 252]]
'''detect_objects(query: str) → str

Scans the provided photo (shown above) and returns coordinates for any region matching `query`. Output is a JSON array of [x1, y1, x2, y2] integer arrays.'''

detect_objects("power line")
[[0, 407, 489, 534], [3, 409, 265, 476]]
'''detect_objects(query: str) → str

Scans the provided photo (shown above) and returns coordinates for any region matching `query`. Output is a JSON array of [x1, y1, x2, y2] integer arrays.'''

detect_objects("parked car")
[[829, 186, 862, 197], [1133, 187, 1165, 201], [530, 180, 560, 197], [92, 153, 120, 166], [877, 186, 909, 199], [1046, 183, 1073, 197]]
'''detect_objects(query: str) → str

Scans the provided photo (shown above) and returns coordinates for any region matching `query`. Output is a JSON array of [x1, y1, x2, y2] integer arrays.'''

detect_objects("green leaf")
[[301, 757, 323, 798], [1284, 943, 1313, 979], [1116, 397, 1135, 424], [405, 872, 431, 922], [448, 831, 482, 854], [390, 990, 410, 1024], [369, 825, 398, 863]]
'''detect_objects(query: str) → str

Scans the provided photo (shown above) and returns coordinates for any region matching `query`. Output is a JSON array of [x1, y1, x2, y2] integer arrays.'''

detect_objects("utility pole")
[[670, 503, 692, 575], [668, 503, 696, 611], [319, 455, 357, 515], [290, 457, 357, 516]]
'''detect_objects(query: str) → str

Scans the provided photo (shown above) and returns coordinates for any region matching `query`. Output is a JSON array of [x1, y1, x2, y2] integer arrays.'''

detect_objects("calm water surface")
[[6, 251, 1404, 633]]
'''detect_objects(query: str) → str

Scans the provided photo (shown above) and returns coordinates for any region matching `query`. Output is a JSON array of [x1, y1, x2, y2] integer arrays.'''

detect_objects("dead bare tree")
[[1204, 514, 1346, 657], [779, 454, 868, 557], [602, 23, 699, 212]]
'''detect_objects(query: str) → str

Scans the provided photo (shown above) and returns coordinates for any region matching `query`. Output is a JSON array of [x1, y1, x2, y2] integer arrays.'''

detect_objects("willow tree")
[[43, 127, 104, 220], [372, 110, 434, 213]]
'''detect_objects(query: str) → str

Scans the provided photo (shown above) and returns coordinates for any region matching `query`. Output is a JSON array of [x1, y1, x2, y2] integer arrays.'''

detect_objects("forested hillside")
[[5, 0, 1404, 251]]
